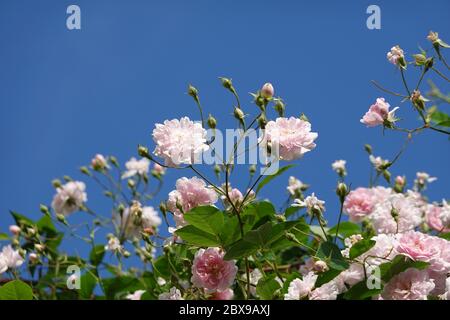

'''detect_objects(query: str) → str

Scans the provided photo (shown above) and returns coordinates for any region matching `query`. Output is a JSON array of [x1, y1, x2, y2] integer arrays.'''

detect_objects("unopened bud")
[[249, 164, 256, 176], [159, 202, 167, 215], [138, 145, 150, 158], [313, 260, 329, 273], [258, 113, 268, 129], [188, 84, 199, 101], [143, 227, 155, 236], [411, 90, 426, 110], [29, 253, 39, 264], [391, 207, 399, 222], [383, 170, 391, 183], [104, 191, 113, 198], [207, 114, 217, 129], [9, 225, 21, 236], [91, 154, 108, 171], [128, 179, 136, 189], [40, 204, 50, 216], [275, 214, 286, 222], [364, 144, 373, 155], [56, 213, 67, 225], [123, 250, 131, 258], [336, 183, 348, 201], [80, 166, 90, 176], [299, 113, 309, 122], [34, 244, 45, 252], [109, 156, 119, 168], [413, 53, 427, 66], [234, 107, 245, 120], [260, 83, 274, 99], [273, 99, 285, 117], [63, 175, 72, 182], [214, 164, 221, 177], [285, 232, 301, 244], [52, 179, 62, 189], [219, 77, 233, 90]]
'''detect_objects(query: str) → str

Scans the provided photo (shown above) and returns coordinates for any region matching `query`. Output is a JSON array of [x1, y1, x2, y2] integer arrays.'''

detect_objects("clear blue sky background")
[[0, 0, 449, 261]]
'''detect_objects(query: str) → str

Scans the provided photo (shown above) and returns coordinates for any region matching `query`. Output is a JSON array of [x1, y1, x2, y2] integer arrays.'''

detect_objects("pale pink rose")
[[209, 288, 234, 300], [1, 245, 24, 269], [126, 290, 146, 300], [220, 187, 244, 208], [397, 231, 450, 272], [284, 272, 318, 300], [167, 176, 218, 227], [386, 45, 404, 65], [360, 98, 398, 127], [51, 181, 87, 216], [286, 176, 305, 196], [152, 117, 209, 166], [191, 248, 237, 291], [381, 268, 434, 300], [261, 117, 318, 161], [369, 193, 423, 234], [339, 263, 365, 287], [121, 157, 150, 179], [426, 203, 450, 233], [309, 281, 339, 300], [299, 258, 316, 276], [344, 188, 376, 222]]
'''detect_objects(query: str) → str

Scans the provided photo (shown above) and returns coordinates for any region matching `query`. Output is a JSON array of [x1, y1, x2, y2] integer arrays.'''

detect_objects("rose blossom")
[[309, 281, 340, 300], [360, 98, 398, 127], [121, 157, 150, 179], [191, 248, 237, 291], [0, 254, 7, 274], [344, 188, 377, 222], [381, 268, 435, 300], [426, 202, 450, 233], [126, 290, 146, 300], [105, 236, 122, 252], [158, 287, 184, 300], [117, 203, 162, 239], [331, 160, 347, 175], [51, 181, 87, 216], [293, 193, 325, 214], [0, 245, 24, 270], [209, 288, 234, 300], [167, 177, 218, 227], [386, 45, 405, 65], [284, 272, 318, 300], [397, 231, 450, 273], [369, 193, 423, 234], [286, 176, 306, 196], [152, 117, 209, 166], [261, 117, 318, 161]]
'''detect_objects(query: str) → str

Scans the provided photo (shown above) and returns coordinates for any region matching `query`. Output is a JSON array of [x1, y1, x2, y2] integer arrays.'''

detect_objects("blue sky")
[[0, 0, 449, 259]]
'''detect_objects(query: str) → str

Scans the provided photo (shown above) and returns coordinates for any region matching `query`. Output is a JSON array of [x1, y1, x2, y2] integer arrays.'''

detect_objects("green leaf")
[[0, 233, 9, 241], [284, 205, 301, 218], [439, 232, 450, 240], [269, 219, 310, 251], [224, 222, 274, 260], [430, 109, 450, 127], [328, 222, 361, 239], [89, 245, 106, 266], [0, 280, 33, 300], [349, 239, 376, 260], [37, 215, 57, 235], [241, 201, 276, 231], [379, 255, 430, 282], [183, 206, 224, 235], [343, 281, 382, 300], [218, 215, 241, 246], [315, 268, 343, 287], [256, 275, 281, 299], [153, 256, 171, 278], [175, 225, 220, 247], [255, 165, 295, 194], [102, 276, 143, 299], [79, 271, 98, 299], [10, 211, 34, 227], [316, 241, 349, 271]]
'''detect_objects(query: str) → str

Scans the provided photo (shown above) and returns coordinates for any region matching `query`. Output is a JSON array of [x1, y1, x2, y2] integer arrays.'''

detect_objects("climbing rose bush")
[[0, 31, 450, 300]]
